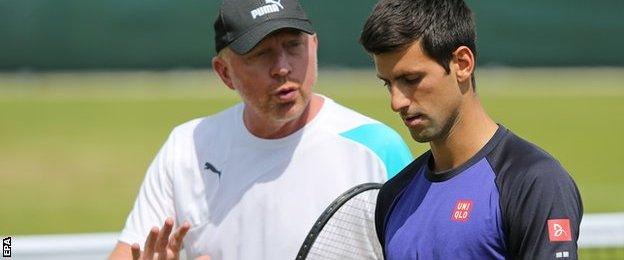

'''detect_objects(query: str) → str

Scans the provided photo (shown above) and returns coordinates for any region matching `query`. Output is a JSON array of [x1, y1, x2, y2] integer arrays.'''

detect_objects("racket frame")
[[296, 182, 383, 259]]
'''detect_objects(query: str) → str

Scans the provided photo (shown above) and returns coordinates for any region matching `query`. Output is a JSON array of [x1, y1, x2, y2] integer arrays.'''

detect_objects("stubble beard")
[[408, 108, 460, 144], [270, 90, 310, 123]]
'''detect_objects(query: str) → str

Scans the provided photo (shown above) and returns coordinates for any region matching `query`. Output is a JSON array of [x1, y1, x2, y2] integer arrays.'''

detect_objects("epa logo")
[[2, 237, 10, 257]]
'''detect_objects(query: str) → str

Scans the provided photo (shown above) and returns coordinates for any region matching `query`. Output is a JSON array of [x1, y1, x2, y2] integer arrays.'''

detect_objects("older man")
[[109, 0, 412, 259]]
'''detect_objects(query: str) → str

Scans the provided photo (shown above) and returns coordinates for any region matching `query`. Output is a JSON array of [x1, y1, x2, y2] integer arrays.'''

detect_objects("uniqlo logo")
[[548, 219, 572, 242], [451, 200, 473, 222]]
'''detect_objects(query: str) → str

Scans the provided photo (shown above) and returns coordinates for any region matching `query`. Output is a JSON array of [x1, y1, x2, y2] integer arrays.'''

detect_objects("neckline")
[[234, 94, 330, 148], [425, 124, 508, 182]]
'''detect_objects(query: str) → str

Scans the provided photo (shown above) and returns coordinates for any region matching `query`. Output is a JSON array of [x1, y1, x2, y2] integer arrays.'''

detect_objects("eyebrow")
[[377, 70, 425, 82]]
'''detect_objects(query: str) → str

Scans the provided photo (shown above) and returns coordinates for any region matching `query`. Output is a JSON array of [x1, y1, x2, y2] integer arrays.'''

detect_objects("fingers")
[[143, 226, 159, 258], [169, 221, 191, 253], [131, 243, 141, 260], [155, 217, 174, 253], [134, 218, 187, 260]]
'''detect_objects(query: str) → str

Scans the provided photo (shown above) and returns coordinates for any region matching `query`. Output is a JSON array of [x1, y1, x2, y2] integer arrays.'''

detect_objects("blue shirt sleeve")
[[340, 123, 413, 179]]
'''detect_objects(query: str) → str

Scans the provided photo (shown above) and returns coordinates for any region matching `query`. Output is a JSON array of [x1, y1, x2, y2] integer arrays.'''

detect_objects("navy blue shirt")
[[376, 125, 583, 259]]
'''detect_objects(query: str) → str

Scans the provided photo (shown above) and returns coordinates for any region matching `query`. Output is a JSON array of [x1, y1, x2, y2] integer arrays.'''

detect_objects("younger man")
[[360, 0, 583, 259]]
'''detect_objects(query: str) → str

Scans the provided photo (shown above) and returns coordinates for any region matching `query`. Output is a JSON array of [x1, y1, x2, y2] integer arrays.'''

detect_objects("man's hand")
[[131, 217, 191, 260]]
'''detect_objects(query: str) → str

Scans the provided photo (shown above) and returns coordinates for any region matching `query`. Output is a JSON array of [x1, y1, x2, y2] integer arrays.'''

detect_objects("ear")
[[212, 54, 235, 90], [452, 46, 475, 86]]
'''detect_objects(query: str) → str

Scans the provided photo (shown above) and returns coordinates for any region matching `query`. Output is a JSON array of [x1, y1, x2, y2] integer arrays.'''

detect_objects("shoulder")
[[487, 130, 574, 190], [488, 128, 582, 228], [318, 96, 382, 132], [319, 96, 406, 145], [157, 103, 242, 154], [319, 97, 413, 176], [489, 129, 583, 258], [168, 103, 242, 139]]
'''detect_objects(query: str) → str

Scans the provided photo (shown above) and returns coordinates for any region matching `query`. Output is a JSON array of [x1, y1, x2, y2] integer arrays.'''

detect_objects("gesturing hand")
[[131, 217, 191, 260]]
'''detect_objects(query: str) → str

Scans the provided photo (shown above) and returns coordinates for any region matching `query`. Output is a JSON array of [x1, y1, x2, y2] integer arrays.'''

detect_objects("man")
[[109, 0, 412, 259], [359, 0, 583, 259]]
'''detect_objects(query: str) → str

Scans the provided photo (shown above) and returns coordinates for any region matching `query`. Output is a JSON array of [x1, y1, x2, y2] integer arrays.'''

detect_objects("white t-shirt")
[[119, 96, 412, 259]]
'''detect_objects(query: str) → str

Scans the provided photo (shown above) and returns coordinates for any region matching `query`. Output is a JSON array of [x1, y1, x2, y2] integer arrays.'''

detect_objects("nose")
[[389, 85, 411, 112], [270, 49, 291, 78]]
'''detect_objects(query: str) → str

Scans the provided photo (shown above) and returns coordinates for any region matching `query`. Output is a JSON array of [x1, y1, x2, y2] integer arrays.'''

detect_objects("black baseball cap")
[[214, 0, 315, 55]]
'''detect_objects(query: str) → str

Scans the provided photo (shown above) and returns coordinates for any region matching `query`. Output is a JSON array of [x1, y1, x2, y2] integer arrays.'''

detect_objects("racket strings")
[[305, 190, 383, 260]]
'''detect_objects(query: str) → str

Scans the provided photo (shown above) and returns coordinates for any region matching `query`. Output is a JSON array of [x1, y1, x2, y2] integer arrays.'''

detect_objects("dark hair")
[[359, 0, 477, 85]]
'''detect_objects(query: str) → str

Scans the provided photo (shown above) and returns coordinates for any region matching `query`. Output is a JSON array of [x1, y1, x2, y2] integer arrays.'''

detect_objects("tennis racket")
[[296, 183, 383, 260]]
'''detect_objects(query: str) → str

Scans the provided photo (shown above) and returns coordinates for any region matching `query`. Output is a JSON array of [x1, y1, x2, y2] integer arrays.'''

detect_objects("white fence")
[[6, 212, 624, 259]]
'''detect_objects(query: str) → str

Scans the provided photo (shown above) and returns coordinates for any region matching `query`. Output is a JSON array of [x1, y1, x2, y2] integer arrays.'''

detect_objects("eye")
[[402, 75, 423, 85], [286, 40, 305, 54], [254, 49, 269, 57], [287, 40, 303, 48]]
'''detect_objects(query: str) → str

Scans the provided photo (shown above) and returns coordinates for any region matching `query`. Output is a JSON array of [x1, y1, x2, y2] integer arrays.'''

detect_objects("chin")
[[280, 95, 311, 118], [409, 128, 437, 143], [410, 134, 432, 143], [273, 103, 306, 122]]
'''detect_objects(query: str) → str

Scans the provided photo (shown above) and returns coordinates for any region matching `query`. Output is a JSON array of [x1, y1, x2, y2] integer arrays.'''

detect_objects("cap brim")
[[228, 18, 314, 55]]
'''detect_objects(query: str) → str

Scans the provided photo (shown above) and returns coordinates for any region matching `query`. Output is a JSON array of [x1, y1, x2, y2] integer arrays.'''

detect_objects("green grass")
[[0, 68, 623, 235], [579, 248, 624, 259]]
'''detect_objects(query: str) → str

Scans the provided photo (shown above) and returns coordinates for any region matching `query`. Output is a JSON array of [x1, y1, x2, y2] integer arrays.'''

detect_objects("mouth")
[[402, 113, 426, 126], [275, 86, 298, 102]]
